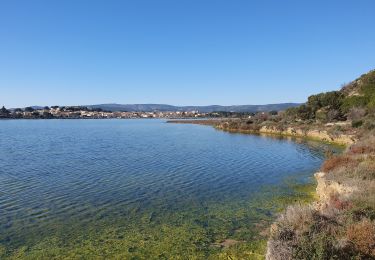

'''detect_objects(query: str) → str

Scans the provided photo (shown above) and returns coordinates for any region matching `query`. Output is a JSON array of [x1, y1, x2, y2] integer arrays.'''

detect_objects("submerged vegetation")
[[0, 177, 316, 259]]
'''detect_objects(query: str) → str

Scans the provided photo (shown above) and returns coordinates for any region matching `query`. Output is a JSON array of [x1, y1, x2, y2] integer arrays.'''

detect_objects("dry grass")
[[349, 133, 375, 155], [346, 219, 375, 256], [350, 179, 375, 212], [349, 145, 375, 155], [355, 160, 375, 180], [268, 130, 375, 258], [329, 195, 352, 211], [274, 204, 315, 237], [321, 155, 359, 172]]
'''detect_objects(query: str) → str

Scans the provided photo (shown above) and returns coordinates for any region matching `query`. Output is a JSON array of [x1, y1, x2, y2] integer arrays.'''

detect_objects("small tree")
[[0, 106, 9, 114], [0, 106, 10, 118], [24, 107, 34, 112], [269, 110, 278, 116]]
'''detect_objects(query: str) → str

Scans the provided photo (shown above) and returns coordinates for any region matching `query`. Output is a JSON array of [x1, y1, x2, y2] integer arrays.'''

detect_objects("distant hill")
[[86, 103, 301, 113]]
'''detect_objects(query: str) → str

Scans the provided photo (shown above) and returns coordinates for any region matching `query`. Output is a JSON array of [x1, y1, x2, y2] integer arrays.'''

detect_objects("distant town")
[[0, 105, 270, 119]]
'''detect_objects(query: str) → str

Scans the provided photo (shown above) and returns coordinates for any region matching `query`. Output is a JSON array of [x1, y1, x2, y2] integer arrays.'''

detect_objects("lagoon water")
[[0, 119, 333, 258]]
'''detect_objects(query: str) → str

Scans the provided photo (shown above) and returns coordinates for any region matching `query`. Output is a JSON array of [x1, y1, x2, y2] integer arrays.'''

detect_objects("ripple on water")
[[0, 119, 338, 251]]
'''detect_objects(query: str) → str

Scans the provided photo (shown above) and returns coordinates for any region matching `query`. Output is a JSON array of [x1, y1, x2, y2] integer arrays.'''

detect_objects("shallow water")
[[0, 119, 336, 258]]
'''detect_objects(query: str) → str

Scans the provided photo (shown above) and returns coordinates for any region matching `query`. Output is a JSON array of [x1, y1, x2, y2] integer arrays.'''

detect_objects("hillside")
[[86, 103, 301, 113], [283, 69, 375, 126]]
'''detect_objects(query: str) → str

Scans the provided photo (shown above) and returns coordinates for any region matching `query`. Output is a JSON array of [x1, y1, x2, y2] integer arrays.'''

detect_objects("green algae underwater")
[[0, 120, 338, 259], [0, 179, 316, 259]]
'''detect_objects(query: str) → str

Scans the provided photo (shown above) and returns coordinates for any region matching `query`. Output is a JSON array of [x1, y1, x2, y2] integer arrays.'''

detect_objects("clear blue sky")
[[1, 0, 374, 108]]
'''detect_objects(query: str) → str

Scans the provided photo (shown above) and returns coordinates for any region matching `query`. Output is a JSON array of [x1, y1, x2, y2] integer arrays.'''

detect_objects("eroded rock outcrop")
[[314, 172, 357, 211], [259, 126, 356, 146]]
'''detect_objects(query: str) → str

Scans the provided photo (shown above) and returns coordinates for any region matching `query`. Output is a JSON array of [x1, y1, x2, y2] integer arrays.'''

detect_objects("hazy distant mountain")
[[86, 103, 301, 113]]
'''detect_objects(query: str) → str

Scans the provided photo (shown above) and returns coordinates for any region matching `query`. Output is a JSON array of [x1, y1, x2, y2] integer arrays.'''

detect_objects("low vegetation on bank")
[[267, 131, 375, 259], [266, 70, 375, 259]]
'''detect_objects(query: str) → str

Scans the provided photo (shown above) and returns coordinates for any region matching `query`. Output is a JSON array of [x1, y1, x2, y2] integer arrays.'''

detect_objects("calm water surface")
[[0, 119, 335, 258]]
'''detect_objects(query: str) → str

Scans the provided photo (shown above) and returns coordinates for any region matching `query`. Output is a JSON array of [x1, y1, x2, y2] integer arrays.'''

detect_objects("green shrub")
[[307, 91, 344, 112], [315, 109, 328, 122], [341, 96, 369, 113], [352, 120, 363, 128], [364, 120, 375, 130], [293, 233, 336, 260]]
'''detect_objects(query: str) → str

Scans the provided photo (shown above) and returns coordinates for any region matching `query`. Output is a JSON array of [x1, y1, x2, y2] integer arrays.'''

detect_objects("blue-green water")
[[0, 119, 333, 258]]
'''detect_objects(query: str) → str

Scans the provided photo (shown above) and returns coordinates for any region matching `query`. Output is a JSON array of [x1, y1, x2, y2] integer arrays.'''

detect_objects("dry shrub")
[[267, 204, 315, 260], [350, 145, 375, 155], [309, 212, 340, 237], [351, 180, 375, 211], [346, 219, 375, 256], [275, 204, 315, 238], [349, 134, 375, 155], [321, 155, 359, 172], [355, 160, 375, 180], [329, 195, 352, 210], [266, 239, 293, 260], [348, 107, 367, 121]]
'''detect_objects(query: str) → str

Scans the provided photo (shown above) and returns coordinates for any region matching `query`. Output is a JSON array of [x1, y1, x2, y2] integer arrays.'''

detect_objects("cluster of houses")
[[1, 106, 209, 119]]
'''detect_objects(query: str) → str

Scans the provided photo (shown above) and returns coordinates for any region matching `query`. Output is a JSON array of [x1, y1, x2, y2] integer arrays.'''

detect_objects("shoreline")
[[0, 117, 204, 120], [168, 119, 349, 258], [167, 119, 354, 146], [168, 120, 375, 260], [171, 119, 375, 258]]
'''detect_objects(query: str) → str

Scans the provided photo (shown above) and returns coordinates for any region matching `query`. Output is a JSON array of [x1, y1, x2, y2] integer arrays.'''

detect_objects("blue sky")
[[1, 0, 374, 108]]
